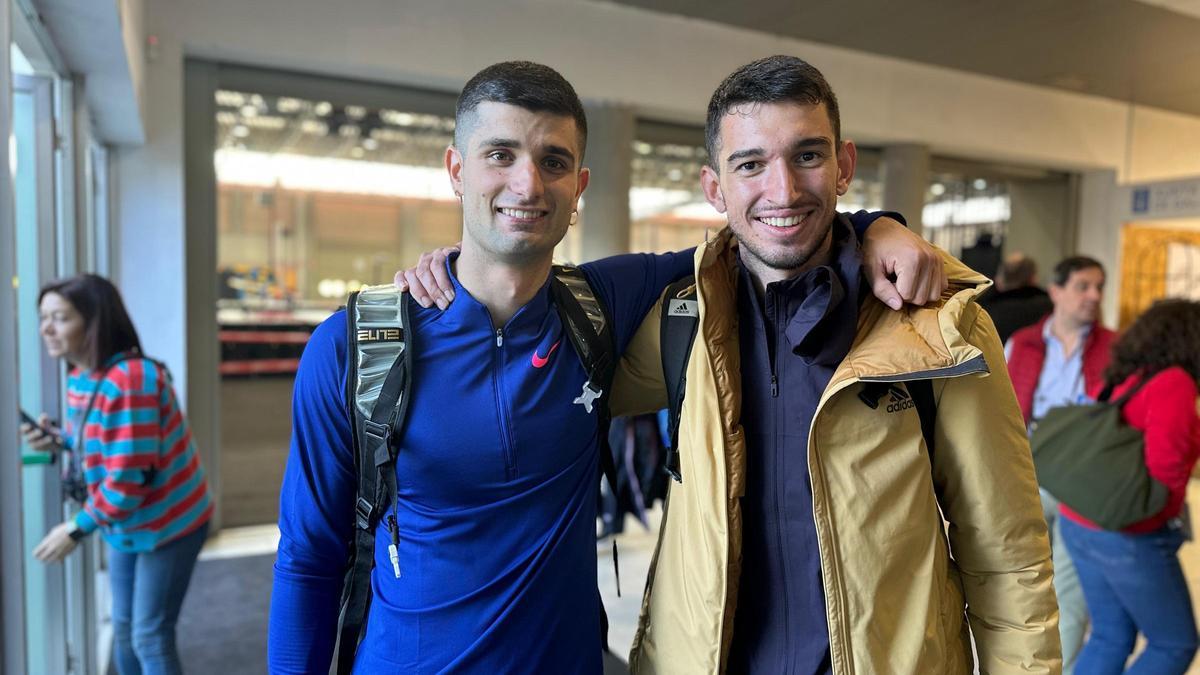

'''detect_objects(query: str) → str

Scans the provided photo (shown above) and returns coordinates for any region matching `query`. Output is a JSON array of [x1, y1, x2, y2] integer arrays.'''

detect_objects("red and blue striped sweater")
[[66, 354, 212, 553]]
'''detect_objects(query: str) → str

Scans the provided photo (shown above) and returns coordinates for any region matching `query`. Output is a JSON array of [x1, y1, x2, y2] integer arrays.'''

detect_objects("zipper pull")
[[495, 329, 504, 347], [770, 374, 779, 398], [387, 515, 401, 579]]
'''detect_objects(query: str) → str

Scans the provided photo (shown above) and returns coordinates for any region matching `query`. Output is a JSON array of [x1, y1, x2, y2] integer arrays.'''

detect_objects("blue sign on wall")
[[1132, 188, 1150, 214]]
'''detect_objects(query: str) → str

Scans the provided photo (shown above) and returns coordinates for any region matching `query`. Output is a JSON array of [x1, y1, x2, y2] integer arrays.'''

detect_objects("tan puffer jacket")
[[612, 227, 1061, 675]]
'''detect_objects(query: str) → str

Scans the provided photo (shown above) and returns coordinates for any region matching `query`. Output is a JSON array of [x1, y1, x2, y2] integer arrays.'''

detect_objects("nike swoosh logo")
[[531, 340, 561, 368]]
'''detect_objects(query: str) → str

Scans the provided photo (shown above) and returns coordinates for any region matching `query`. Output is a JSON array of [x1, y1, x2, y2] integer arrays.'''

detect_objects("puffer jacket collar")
[[694, 225, 994, 386]]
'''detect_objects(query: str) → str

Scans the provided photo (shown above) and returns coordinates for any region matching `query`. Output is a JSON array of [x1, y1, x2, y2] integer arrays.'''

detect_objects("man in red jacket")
[[1005, 255, 1117, 674]]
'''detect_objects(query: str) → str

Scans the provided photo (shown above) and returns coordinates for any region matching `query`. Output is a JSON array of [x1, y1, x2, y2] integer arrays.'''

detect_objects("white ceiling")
[[595, 0, 1200, 117]]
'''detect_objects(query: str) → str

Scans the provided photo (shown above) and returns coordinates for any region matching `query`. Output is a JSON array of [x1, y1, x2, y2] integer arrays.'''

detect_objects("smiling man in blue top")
[[267, 61, 940, 674]]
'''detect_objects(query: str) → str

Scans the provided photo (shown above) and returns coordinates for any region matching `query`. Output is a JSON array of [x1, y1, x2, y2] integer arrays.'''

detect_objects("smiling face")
[[701, 101, 856, 286], [39, 292, 89, 367], [446, 101, 589, 266]]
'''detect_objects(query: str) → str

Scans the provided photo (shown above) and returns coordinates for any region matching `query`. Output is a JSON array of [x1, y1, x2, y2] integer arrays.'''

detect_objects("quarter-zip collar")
[[431, 252, 553, 336]]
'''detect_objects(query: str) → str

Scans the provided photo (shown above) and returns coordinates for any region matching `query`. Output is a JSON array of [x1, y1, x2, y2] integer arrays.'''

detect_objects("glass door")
[[13, 70, 71, 675]]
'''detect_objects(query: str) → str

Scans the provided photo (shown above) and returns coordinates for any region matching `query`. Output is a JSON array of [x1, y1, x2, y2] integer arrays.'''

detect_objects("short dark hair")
[[705, 55, 841, 169], [1051, 256, 1104, 286], [998, 253, 1038, 290], [39, 274, 141, 369], [1105, 298, 1200, 387], [455, 61, 588, 157]]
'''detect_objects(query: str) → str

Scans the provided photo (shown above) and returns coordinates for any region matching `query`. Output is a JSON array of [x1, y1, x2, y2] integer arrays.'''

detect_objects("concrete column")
[[1076, 169, 1120, 328], [880, 144, 931, 238], [578, 102, 634, 262]]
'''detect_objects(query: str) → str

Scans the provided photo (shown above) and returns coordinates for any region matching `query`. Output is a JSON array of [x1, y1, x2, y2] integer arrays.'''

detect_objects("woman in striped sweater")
[[20, 274, 213, 675]]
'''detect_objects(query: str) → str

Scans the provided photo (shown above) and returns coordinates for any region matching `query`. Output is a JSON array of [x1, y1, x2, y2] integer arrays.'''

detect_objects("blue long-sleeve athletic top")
[[269, 251, 691, 674], [268, 212, 891, 674]]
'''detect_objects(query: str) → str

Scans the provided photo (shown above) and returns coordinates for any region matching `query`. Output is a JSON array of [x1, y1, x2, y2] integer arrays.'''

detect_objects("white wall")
[[118, 0, 1200, 382], [113, 31, 185, 396]]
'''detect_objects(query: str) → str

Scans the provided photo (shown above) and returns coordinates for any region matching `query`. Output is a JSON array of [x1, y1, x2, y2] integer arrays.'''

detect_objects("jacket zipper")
[[492, 328, 517, 480], [766, 291, 790, 670]]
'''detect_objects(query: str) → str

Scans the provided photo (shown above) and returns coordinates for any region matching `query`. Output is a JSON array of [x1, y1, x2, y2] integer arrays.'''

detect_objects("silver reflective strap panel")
[[667, 298, 699, 318], [353, 284, 408, 418], [555, 268, 606, 337]]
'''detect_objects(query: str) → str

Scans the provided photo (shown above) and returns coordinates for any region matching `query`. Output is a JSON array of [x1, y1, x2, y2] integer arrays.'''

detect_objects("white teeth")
[[759, 216, 803, 228], [499, 208, 544, 219]]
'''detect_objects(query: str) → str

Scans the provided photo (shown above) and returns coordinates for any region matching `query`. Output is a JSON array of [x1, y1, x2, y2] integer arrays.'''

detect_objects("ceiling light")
[[215, 90, 246, 107], [314, 101, 333, 116], [300, 119, 328, 135]]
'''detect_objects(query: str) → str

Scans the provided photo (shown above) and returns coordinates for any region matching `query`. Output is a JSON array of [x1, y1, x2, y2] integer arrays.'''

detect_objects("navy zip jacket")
[[268, 213, 888, 674], [729, 216, 863, 674]]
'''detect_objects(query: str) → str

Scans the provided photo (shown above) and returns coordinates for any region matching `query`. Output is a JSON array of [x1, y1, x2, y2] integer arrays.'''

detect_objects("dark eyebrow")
[[791, 137, 833, 153], [724, 147, 764, 168], [544, 144, 577, 164], [478, 138, 577, 165], [725, 137, 834, 168], [479, 137, 519, 150]]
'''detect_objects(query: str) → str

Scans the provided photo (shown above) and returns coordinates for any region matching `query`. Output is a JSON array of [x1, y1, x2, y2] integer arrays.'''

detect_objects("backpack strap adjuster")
[[363, 420, 393, 467], [355, 497, 375, 530]]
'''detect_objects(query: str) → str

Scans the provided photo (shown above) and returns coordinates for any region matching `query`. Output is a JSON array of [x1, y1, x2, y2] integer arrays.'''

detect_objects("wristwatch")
[[67, 522, 87, 542]]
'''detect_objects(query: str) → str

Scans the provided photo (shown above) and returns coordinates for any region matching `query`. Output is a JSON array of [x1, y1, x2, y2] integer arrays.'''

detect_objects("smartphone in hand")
[[18, 409, 61, 444]]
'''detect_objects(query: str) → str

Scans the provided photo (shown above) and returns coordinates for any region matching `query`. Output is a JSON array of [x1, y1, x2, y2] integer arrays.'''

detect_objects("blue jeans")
[[1060, 517, 1198, 674], [108, 523, 208, 675]]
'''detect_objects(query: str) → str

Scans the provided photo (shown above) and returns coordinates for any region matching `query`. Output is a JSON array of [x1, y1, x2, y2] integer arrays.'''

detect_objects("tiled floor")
[[205, 483, 1200, 671]]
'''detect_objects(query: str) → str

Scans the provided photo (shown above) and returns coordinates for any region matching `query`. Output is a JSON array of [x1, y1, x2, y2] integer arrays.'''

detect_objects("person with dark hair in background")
[[270, 60, 945, 673], [1060, 299, 1200, 673], [20, 274, 212, 675], [1005, 254, 1116, 673], [979, 252, 1053, 343]]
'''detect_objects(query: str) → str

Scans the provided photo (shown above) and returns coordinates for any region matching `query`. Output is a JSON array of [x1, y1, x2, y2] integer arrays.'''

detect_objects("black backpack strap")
[[659, 277, 699, 483], [550, 265, 619, 495], [907, 379, 937, 457], [1103, 371, 1155, 408], [337, 285, 413, 675], [549, 264, 620, 648]]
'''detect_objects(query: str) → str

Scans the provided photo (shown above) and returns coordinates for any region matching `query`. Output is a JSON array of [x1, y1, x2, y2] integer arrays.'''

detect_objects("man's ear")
[[835, 140, 857, 196], [700, 165, 727, 214], [445, 145, 464, 196], [575, 166, 590, 205]]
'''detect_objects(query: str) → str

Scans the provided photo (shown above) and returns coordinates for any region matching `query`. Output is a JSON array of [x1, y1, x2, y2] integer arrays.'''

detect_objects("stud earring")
[[569, 211, 578, 226]]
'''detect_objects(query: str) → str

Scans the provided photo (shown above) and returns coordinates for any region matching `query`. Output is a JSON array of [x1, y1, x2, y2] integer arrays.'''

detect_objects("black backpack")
[[658, 276, 938, 485], [334, 265, 620, 673]]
